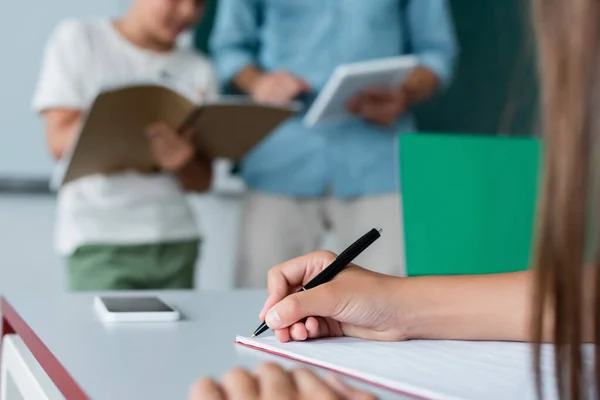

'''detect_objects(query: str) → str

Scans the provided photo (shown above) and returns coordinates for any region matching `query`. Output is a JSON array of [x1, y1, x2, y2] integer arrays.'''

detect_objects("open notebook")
[[236, 336, 593, 400]]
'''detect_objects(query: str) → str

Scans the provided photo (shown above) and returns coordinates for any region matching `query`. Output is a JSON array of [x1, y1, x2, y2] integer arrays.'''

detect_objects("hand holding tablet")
[[303, 55, 418, 127]]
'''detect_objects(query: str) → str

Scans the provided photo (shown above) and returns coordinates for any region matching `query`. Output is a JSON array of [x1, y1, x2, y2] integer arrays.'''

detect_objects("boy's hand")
[[146, 122, 194, 172], [347, 87, 408, 127], [251, 71, 311, 105]]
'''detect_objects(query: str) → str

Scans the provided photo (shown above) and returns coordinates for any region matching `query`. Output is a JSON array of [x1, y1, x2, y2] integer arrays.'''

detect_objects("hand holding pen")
[[252, 228, 394, 342]]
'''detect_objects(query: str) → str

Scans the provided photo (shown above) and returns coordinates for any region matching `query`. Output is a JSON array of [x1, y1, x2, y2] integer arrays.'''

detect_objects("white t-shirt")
[[32, 19, 219, 256]]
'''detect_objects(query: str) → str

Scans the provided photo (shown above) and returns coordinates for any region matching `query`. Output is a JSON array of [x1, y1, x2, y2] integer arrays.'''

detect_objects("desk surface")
[[1, 291, 401, 400]]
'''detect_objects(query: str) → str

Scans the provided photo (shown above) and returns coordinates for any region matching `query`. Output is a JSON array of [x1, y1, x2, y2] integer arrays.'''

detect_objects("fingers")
[[147, 122, 188, 140], [276, 72, 311, 98], [292, 368, 340, 400], [274, 327, 292, 343], [306, 316, 345, 339], [188, 378, 225, 400], [266, 284, 339, 330], [260, 265, 302, 321], [180, 126, 195, 141], [305, 316, 322, 339], [147, 132, 179, 163], [257, 363, 296, 400], [290, 317, 331, 341], [146, 122, 166, 137], [361, 87, 396, 99], [288, 317, 329, 341], [350, 88, 407, 126], [361, 103, 401, 126], [289, 321, 309, 341], [146, 122, 179, 140], [280, 76, 300, 97], [274, 316, 339, 343], [192, 365, 367, 400], [146, 123, 177, 149], [253, 71, 311, 105], [145, 121, 195, 171], [222, 368, 259, 400], [298, 78, 312, 93], [326, 375, 378, 400], [259, 251, 337, 321], [347, 96, 361, 114]]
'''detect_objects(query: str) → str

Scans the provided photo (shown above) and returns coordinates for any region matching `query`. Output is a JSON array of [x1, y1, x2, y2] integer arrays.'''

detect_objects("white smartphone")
[[93, 296, 180, 322]]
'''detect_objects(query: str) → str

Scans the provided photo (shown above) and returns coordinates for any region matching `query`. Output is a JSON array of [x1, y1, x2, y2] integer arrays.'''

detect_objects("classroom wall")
[[0, 0, 130, 178]]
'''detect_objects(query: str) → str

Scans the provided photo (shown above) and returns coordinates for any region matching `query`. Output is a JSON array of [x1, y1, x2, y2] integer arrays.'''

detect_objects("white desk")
[[0, 291, 403, 399]]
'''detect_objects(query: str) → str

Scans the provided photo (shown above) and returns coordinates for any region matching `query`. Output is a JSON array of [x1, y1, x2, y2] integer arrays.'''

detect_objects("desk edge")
[[1, 296, 90, 400]]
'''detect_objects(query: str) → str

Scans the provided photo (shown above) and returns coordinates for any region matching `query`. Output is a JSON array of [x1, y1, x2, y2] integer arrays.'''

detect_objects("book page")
[[236, 336, 586, 400]]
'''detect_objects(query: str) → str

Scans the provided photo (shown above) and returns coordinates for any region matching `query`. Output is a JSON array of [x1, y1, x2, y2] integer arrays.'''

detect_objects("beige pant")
[[236, 191, 405, 288]]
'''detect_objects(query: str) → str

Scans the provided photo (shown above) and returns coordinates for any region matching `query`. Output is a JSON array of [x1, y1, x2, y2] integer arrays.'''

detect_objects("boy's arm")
[[33, 21, 89, 158], [41, 109, 82, 160]]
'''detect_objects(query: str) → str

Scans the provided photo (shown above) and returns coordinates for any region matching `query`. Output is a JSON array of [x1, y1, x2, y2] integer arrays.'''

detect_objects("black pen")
[[251, 227, 382, 338]]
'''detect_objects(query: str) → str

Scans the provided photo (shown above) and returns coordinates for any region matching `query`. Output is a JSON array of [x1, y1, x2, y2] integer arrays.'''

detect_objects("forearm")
[[233, 65, 263, 94], [42, 109, 81, 160], [47, 131, 73, 160], [400, 270, 545, 342], [401, 66, 440, 107], [173, 156, 213, 192]]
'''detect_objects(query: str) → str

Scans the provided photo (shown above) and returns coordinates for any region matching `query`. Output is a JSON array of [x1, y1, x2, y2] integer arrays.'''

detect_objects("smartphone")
[[93, 296, 180, 322]]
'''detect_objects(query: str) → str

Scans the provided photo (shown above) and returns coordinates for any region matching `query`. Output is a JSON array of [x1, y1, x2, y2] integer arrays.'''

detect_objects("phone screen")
[[100, 297, 175, 313]]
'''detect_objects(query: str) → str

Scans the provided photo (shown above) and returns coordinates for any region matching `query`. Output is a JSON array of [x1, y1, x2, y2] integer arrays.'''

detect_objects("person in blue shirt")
[[210, 0, 458, 288]]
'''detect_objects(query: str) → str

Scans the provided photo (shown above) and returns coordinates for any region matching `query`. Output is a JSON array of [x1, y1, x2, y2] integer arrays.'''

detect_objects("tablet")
[[304, 55, 419, 127], [94, 296, 180, 322]]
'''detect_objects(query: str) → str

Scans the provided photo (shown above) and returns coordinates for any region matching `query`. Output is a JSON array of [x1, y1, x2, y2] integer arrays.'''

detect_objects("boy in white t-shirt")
[[32, 0, 217, 291]]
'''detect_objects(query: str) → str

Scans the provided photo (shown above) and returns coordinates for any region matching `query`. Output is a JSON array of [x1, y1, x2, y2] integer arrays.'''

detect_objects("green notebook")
[[399, 134, 541, 276]]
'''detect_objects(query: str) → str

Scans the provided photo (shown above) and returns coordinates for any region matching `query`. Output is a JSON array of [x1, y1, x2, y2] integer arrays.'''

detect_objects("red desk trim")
[[1, 296, 89, 400]]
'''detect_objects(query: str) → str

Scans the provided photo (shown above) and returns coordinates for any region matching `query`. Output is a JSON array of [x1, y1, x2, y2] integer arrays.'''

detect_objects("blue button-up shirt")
[[211, 0, 458, 198]]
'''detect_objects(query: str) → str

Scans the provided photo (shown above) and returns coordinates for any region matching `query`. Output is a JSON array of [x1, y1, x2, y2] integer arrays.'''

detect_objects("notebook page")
[[236, 336, 571, 400]]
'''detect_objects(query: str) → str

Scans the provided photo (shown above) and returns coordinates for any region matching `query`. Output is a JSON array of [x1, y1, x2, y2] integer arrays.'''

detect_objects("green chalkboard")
[[400, 134, 541, 276]]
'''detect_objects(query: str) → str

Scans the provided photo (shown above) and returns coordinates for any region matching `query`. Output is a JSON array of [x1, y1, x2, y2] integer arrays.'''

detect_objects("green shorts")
[[67, 240, 200, 291]]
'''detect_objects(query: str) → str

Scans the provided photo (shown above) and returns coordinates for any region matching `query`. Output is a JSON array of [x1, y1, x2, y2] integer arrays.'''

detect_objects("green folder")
[[399, 134, 541, 276]]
